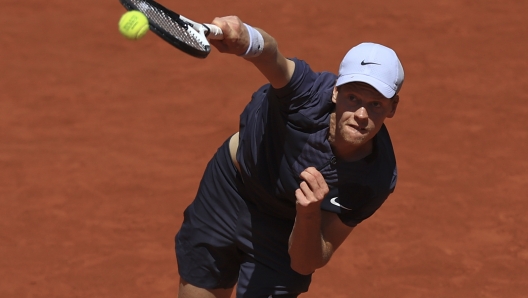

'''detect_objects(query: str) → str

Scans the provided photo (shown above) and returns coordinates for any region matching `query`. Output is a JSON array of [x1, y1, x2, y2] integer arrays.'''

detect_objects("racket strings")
[[127, 0, 208, 51]]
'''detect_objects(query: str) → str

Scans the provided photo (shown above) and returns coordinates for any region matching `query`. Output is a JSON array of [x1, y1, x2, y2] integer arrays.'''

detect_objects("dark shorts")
[[175, 137, 311, 297]]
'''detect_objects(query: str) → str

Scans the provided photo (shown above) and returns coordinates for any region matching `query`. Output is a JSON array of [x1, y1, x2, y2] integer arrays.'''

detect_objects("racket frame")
[[119, 0, 222, 58]]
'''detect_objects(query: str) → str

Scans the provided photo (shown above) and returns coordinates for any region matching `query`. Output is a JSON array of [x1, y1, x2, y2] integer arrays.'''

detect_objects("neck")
[[332, 139, 373, 162]]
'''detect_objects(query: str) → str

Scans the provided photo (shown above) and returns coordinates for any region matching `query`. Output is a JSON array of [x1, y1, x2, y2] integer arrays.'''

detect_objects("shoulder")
[[272, 58, 337, 99]]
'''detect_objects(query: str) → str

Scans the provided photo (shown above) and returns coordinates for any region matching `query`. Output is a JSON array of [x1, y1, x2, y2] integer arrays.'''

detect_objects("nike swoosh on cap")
[[361, 60, 381, 66], [330, 197, 352, 210]]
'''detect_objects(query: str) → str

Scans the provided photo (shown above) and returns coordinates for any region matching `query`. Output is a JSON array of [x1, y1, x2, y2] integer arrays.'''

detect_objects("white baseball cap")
[[336, 42, 404, 98]]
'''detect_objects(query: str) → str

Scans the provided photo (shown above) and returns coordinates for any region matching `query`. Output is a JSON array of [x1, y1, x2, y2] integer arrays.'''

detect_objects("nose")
[[354, 107, 368, 119]]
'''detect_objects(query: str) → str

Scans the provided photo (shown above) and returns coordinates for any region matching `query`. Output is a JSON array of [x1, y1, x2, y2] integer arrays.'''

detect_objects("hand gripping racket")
[[119, 0, 224, 58]]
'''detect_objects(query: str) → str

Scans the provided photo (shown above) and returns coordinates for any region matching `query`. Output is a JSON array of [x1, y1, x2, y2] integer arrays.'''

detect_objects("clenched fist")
[[295, 167, 329, 214]]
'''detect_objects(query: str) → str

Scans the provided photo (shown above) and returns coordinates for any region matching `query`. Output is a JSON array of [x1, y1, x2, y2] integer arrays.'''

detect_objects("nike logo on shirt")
[[330, 197, 352, 210]]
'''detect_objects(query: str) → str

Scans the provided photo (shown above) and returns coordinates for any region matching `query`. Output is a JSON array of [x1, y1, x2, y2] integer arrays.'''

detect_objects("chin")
[[343, 133, 369, 146], [338, 125, 372, 146]]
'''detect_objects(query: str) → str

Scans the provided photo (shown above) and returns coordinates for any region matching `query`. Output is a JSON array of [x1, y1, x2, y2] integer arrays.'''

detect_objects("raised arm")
[[209, 16, 295, 89]]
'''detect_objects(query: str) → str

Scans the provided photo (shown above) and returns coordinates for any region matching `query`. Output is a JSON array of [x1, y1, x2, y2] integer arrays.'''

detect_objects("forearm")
[[243, 28, 294, 89], [288, 209, 332, 275]]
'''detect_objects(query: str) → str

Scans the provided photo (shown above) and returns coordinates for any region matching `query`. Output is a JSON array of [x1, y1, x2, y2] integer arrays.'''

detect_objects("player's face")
[[332, 82, 398, 149]]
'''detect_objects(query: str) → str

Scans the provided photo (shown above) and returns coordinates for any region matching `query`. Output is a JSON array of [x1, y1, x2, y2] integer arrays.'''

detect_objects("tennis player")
[[175, 15, 404, 298]]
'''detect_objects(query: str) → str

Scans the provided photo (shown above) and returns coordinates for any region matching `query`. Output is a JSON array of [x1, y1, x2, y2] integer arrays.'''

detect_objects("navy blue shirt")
[[236, 58, 397, 227]]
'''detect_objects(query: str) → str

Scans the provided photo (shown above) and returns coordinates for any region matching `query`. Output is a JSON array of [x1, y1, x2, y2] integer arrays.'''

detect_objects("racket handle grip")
[[205, 24, 224, 40]]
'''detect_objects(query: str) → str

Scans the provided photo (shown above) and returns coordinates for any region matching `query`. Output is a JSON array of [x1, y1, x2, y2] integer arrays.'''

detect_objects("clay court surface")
[[1, 0, 527, 297]]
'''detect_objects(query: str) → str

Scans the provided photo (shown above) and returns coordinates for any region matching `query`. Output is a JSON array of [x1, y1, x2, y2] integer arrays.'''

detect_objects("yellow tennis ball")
[[118, 11, 149, 40]]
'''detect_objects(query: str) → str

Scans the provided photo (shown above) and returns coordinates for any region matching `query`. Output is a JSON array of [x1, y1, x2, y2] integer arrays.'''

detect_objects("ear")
[[332, 85, 338, 103], [386, 95, 399, 118]]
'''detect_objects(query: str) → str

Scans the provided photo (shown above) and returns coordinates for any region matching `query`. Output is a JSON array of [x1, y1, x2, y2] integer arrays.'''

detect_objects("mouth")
[[348, 124, 369, 134]]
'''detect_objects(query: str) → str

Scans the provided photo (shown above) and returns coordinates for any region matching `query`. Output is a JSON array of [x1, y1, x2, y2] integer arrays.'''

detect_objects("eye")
[[370, 101, 383, 109], [348, 95, 359, 102]]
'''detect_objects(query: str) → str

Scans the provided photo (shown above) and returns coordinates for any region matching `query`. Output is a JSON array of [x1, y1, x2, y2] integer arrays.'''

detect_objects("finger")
[[209, 18, 232, 52], [303, 167, 327, 188], [299, 168, 329, 199], [210, 16, 248, 55], [295, 188, 309, 206], [298, 181, 317, 202], [299, 169, 318, 186], [295, 184, 323, 213]]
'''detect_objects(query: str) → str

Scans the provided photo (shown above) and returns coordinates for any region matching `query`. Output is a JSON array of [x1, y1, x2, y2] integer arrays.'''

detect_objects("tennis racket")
[[119, 0, 224, 58]]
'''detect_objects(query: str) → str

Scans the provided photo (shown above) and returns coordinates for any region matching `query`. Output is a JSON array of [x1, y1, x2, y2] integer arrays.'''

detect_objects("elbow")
[[290, 262, 316, 275], [290, 257, 327, 275]]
